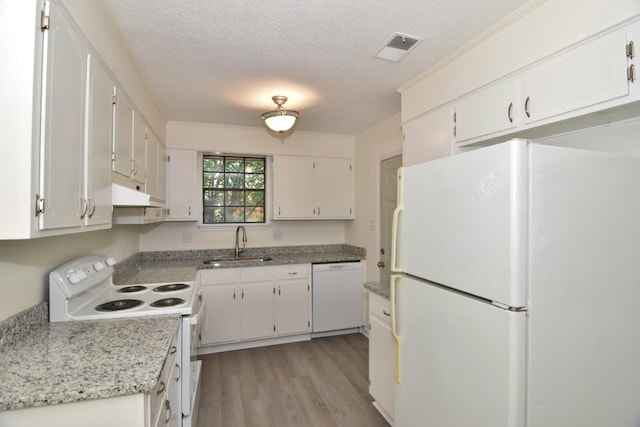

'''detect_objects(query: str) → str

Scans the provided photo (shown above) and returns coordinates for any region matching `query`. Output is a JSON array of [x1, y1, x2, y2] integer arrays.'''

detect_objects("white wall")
[[0, 227, 140, 321], [139, 121, 356, 252], [346, 113, 403, 283]]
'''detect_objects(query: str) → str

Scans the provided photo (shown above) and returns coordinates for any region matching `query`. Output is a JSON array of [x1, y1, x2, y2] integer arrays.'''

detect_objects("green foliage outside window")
[[202, 155, 266, 224]]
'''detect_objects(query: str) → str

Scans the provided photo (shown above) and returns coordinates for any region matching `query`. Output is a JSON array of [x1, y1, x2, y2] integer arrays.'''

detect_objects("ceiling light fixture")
[[261, 95, 299, 133]]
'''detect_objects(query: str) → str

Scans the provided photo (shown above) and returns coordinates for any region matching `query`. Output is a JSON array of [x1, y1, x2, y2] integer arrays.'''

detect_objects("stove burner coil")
[[153, 283, 191, 292], [117, 285, 147, 293], [95, 299, 144, 312], [151, 298, 186, 308]]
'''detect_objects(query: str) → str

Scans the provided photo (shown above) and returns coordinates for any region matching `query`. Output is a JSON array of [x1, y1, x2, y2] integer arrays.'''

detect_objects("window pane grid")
[[202, 155, 266, 224]]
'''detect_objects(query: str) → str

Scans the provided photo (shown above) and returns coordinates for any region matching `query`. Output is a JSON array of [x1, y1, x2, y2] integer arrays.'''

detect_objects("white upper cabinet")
[[314, 157, 353, 219], [272, 156, 315, 218], [452, 78, 519, 144], [273, 156, 354, 220], [402, 12, 640, 149], [132, 110, 146, 186], [84, 54, 115, 227], [112, 87, 134, 180], [167, 149, 198, 221], [39, 1, 88, 231], [403, 105, 452, 166], [520, 29, 630, 127]]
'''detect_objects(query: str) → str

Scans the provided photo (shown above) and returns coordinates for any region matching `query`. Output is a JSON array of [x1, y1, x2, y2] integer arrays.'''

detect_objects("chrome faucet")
[[235, 226, 247, 258]]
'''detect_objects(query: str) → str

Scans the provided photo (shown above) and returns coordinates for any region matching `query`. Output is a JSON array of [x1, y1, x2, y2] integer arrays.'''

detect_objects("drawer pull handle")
[[383, 310, 391, 316], [157, 380, 165, 395], [169, 346, 177, 354]]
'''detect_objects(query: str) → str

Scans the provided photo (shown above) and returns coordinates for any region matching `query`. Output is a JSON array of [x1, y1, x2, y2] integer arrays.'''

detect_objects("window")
[[202, 155, 266, 224]]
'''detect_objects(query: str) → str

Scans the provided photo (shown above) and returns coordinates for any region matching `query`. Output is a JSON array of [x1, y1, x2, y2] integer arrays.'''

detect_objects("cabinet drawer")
[[239, 266, 275, 282], [199, 268, 237, 285], [369, 291, 391, 324], [276, 264, 309, 280]]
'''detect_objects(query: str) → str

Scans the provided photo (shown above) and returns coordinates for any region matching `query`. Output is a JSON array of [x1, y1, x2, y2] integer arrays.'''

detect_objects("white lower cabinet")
[[239, 281, 276, 341], [199, 264, 311, 352], [368, 291, 395, 424]]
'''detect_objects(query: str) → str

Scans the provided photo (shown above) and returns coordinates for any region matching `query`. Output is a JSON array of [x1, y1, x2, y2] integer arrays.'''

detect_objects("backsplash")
[[0, 303, 47, 349]]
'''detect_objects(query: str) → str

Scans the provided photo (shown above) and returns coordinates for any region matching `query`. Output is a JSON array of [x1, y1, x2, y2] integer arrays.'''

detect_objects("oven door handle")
[[192, 291, 205, 325]]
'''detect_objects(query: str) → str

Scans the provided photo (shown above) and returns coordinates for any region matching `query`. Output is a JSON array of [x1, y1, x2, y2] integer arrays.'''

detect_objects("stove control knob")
[[68, 270, 87, 284], [105, 257, 117, 266], [93, 262, 105, 272]]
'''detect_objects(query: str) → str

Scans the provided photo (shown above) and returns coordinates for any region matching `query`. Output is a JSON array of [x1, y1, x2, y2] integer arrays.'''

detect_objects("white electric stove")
[[48, 254, 203, 427]]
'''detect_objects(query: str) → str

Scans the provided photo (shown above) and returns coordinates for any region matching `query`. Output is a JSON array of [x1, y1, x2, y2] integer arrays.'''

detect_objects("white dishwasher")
[[312, 262, 363, 337]]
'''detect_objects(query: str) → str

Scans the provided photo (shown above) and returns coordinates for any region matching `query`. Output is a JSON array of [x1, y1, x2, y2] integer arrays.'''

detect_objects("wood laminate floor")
[[196, 333, 390, 427]]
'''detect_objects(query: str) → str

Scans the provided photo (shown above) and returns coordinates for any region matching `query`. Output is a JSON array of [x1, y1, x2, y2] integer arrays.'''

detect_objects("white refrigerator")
[[390, 139, 640, 427]]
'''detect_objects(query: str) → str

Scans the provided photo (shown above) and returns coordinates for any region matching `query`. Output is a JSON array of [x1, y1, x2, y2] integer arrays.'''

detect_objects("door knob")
[[377, 261, 385, 268]]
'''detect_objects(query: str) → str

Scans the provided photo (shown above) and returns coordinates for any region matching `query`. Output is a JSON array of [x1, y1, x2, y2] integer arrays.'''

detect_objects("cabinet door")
[[276, 280, 310, 335], [113, 89, 134, 178], [369, 314, 395, 420], [453, 79, 518, 144], [200, 285, 239, 345], [521, 29, 628, 125], [132, 111, 146, 185], [273, 156, 315, 219], [167, 149, 198, 220], [315, 158, 353, 219], [240, 283, 275, 341], [85, 55, 114, 227], [402, 106, 452, 167], [146, 132, 159, 198], [39, 2, 87, 230]]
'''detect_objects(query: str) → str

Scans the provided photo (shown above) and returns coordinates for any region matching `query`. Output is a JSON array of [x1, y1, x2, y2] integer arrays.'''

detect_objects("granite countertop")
[[0, 308, 180, 412], [365, 281, 391, 299], [114, 244, 365, 285]]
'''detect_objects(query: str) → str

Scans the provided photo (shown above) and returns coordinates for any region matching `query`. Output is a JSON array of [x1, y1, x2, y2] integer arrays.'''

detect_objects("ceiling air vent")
[[374, 32, 423, 62]]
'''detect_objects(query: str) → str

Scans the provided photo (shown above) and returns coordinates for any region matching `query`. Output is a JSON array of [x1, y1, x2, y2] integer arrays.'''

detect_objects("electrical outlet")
[[369, 219, 376, 231], [273, 230, 283, 241], [182, 231, 194, 243]]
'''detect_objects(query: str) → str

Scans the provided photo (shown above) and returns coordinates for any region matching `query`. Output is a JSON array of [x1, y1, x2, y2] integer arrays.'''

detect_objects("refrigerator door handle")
[[391, 273, 402, 383], [390, 167, 404, 274]]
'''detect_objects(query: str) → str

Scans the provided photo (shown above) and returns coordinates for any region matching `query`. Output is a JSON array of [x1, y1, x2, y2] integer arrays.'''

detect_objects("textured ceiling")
[[103, 0, 529, 135]]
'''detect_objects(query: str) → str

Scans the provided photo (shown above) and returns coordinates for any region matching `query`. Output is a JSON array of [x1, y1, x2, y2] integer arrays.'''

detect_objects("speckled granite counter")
[[0, 304, 180, 412], [365, 281, 390, 299], [114, 244, 365, 285]]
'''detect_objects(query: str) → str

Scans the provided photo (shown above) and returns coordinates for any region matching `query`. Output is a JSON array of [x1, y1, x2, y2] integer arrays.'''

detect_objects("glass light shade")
[[262, 111, 298, 133]]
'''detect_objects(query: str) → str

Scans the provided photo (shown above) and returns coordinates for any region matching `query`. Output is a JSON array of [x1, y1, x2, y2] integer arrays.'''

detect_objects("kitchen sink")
[[202, 256, 273, 266]]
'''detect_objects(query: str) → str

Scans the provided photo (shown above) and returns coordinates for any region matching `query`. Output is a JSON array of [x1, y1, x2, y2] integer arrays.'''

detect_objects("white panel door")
[[399, 139, 528, 307], [113, 89, 134, 178], [394, 275, 526, 427], [240, 283, 275, 340], [39, 2, 87, 230], [85, 55, 114, 227], [276, 280, 310, 335], [453, 78, 519, 143], [521, 29, 628, 125], [314, 157, 352, 218], [132, 111, 146, 186], [273, 156, 315, 219], [402, 105, 452, 167], [167, 149, 197, 220], [200, 285, 239, 345], [528, 145, 640, 426]]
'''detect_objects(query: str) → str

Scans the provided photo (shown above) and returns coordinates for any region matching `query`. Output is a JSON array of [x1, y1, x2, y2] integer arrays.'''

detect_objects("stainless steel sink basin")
[[203, 256, 273, 266]]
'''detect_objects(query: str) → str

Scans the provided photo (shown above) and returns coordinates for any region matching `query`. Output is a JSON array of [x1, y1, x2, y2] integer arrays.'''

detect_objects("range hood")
[[112, 183, 165, 207]]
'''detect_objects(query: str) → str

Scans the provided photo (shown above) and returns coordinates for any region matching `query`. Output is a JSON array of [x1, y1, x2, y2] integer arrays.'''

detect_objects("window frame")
[[199, 153, 271, 228]]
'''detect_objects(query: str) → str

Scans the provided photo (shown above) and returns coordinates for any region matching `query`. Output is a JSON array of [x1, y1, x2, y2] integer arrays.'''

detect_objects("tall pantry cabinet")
[[1, 0, 113, 239]]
